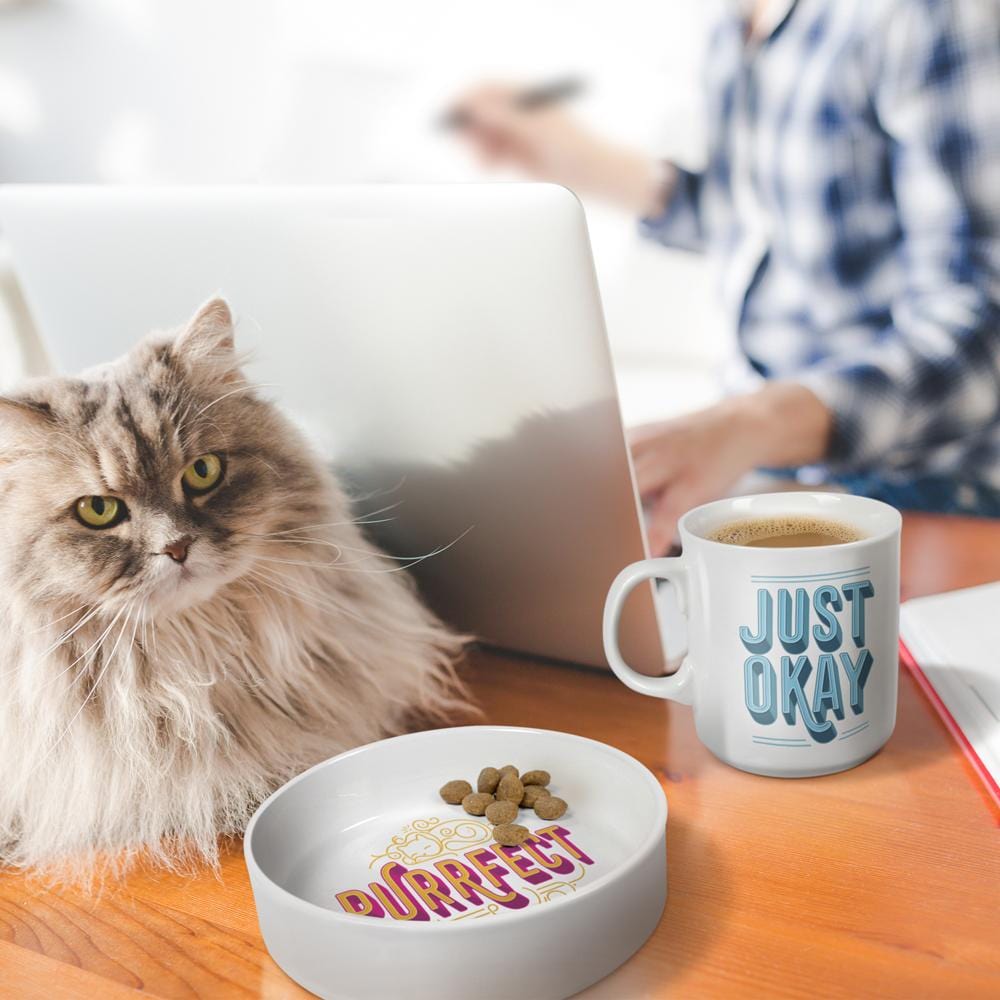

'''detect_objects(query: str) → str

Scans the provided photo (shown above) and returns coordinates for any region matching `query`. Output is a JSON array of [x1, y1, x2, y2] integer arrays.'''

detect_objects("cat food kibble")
[[477, 766, 501, 794], [436, 764, 569, 835], [520, 784, 550, 808], [439, 779, 472, 805], [497, 773, 524, 804], [534, 795, 567, 820], [520, 769, 550, 787], [485, 799, 518, 825], [462, 792, 495, 816], [492, 823, 530, 847]]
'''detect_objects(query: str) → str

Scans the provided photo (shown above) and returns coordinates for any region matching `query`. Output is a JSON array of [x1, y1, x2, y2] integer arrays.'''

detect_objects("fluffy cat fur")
[[0, 299, 466, 879]]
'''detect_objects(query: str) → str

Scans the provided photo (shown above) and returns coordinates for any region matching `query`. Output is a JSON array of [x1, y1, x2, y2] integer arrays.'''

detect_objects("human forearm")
[[723, 382, 835, 469], [581, 144, 671, 217], [449, 84, 668, 216]]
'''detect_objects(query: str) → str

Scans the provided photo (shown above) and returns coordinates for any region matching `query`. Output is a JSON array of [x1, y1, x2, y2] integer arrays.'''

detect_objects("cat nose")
[[161, 535, 194, 564]]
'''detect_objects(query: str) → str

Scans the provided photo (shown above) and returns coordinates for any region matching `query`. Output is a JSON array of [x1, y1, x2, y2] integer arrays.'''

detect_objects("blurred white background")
[[0, 0, 727, 421]]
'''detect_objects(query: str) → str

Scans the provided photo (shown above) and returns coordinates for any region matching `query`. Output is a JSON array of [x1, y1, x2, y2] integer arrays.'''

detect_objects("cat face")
[[0, 299, 328, 618]]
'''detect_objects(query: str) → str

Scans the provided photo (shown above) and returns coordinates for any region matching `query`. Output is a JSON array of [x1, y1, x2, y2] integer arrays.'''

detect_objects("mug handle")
[[603, 557, 695, 705]]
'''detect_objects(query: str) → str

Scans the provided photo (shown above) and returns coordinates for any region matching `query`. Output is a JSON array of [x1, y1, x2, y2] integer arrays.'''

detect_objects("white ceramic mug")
[[603, 492, 901, 777]]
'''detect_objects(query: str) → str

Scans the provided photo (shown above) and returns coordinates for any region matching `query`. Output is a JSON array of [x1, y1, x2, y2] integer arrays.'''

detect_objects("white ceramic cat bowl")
[[245, 725, 667, 1000]]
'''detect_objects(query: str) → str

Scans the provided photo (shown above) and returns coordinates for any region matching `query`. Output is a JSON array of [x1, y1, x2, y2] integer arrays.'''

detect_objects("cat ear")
[[174, 297, 235, 359], [0, 396, 55, 454], [171, 297, 243, 385]]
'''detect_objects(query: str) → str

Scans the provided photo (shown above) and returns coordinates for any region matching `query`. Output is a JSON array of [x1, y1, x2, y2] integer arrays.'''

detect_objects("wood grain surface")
[[1, 512, 998, 999]]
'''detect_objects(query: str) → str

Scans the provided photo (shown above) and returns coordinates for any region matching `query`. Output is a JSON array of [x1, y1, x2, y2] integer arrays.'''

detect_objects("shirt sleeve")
[[795, 0, 1000, 474], [638, 163, 708, 254]]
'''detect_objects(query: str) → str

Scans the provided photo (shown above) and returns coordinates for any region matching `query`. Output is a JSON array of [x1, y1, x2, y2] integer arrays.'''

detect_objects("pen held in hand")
[[439, 77, 585, 130]]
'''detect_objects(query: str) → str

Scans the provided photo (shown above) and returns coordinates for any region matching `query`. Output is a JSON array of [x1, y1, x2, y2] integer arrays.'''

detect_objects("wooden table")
[[2, 513, 998, 999]]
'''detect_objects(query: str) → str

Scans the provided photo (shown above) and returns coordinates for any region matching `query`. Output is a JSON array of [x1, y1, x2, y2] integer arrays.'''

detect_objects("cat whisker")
[[246, 452, 282, 481], [251, 549, 433, 575], [251, 553, 350, 571], [174, 383, 261, 442], [255, 551, 433, 574], [27, 601, 135, 777], [43, 426, 99, 463], [252, 535, 464, 564], [239, 519, 395, 546], [68, 602, 135, 717], [351, 500, 406, 522], [250, 535, 350, 550], [139, 601, 149, 653], [34, 603, 104, 662], [192, 382, 277, 420], [370, 532, 479, 561], [248, 534, 417, 559], [26, 602, 91, 635], [248, 567, 444, 642], [249, 539, 455, 579], [34, 603, 130, 694], [242, 577, 285, 630], [247, 502, 406, 537], [344, 476, 408, 504], [248, 536, 352, 554], [125, 604, 143, 677], [172, 395, 198, 442], [252, 525, 474, 573], [180, 411, 230, 457], [247, 568, 395, 635], [252, 534, 342, 547]]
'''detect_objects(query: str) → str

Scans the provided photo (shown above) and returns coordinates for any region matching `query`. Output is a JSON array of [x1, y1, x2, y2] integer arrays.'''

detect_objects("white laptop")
[[0, 183, 667, 674]]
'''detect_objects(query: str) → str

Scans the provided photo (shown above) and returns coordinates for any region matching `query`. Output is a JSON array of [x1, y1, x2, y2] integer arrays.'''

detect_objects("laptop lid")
[[0, 183, 665, 674]]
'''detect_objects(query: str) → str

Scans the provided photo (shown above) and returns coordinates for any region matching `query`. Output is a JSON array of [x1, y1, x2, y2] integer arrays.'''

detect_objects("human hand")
[[629, 405, 760, 555], [447, 82, 664, 215], [628, 384, 834, 555]]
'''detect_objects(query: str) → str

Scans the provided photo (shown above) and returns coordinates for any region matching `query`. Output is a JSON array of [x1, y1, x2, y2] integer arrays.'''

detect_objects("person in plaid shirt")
[[454, 0, 1000, 553]]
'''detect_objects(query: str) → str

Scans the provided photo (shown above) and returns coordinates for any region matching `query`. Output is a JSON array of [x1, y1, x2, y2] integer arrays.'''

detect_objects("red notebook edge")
[[899, 639, 1000, 823]]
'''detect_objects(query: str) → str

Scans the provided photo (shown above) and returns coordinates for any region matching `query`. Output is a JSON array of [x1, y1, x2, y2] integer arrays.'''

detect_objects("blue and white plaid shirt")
[[642, 0, 1000, 493]]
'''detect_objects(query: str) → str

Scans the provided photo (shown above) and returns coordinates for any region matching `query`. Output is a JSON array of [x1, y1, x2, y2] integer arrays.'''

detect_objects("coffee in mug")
[[709, 515, 863, 548], [603, 493, 901, 778]]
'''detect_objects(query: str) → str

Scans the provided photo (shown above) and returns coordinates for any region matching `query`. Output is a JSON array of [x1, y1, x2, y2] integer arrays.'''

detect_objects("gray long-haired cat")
[[0, 299, 466, 878]]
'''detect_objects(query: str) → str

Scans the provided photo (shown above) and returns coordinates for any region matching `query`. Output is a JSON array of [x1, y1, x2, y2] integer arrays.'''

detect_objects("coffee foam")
[[708, 515, 862, 547]]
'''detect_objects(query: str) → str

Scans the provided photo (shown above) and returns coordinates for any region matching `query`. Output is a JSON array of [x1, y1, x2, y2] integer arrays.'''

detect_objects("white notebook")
[[899, 581, 1000, 811]]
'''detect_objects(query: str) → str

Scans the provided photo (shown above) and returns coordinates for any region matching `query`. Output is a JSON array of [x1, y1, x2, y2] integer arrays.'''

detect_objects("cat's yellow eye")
[[182, 453, 224, 496], [75, 495, 126, 529]]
